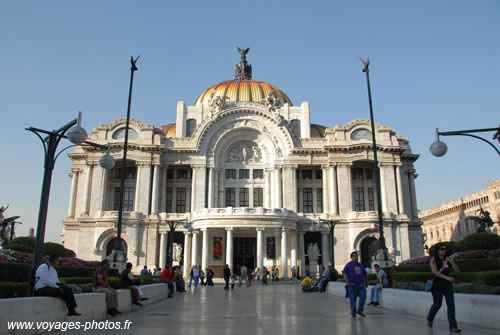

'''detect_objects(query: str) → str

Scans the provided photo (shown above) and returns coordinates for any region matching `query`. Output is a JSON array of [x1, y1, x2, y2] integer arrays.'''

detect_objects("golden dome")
[[195, 80, 292, 106], [162, 124, 176, 137]]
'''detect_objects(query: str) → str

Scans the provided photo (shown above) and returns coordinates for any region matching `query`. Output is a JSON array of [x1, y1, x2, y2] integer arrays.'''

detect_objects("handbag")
[[425, 262, 447, 292]]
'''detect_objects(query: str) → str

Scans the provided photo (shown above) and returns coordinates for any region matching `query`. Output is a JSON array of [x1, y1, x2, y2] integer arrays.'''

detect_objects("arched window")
[[112, 127, 138, 140], [351, 128, 371, 140], [106, 238, 127, 259], [186, 119, 197, 137], [291, 119, 301, 138]]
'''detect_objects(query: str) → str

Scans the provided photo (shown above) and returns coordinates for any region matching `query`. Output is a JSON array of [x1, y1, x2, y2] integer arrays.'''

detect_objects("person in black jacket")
[[223, 264, 231, 290]]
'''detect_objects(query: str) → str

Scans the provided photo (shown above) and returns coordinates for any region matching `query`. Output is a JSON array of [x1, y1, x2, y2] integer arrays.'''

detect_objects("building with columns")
[[62, 51, 424, 276], [420, 179, 500, 254]]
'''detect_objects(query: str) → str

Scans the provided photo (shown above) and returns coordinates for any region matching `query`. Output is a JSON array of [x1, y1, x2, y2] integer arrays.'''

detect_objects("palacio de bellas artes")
[[62, 49, 424, 277]]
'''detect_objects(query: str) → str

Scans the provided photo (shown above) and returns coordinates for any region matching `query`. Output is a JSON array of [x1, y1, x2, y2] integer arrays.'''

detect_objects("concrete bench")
[[327, 281, 500, 330], [0, 283, 170, 335]]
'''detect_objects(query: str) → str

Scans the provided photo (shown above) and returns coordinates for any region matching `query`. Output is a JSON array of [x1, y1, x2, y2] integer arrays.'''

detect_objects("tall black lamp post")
[[360, 57, 387, 253], [108, 56, 140, 268], [430, 126, 500, 158], [165, 219, 193, 268], [27, 112, 115, 296], [311, 219, 338, 268]]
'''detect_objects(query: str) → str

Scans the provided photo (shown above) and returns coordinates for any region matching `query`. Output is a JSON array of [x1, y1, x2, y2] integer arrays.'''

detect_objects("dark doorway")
[[233, 237, 256, 270], [166, 231, 185, 267], [360, 237, 378, 268]]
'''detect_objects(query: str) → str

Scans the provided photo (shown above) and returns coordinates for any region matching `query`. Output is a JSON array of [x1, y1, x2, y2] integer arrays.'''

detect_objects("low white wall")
[[0, 284, 170, 335], [327, 281, 500, 330]]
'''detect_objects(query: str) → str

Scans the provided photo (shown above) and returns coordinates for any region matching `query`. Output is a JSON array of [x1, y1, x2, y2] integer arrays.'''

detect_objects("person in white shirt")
[[35, 254, 81, 316]]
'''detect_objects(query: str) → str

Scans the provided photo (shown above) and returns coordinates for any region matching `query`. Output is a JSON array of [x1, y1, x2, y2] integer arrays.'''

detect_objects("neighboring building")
[[62, 50, 423, 276], [420, 179, 500, 253]]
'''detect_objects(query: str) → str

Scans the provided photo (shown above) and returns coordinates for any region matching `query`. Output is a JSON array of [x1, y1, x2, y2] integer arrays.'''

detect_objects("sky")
[[1, 1, 499, 243]]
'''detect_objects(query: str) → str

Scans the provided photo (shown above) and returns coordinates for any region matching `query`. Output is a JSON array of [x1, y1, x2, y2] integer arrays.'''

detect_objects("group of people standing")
[[185, 265, 215, 288], [342, 245, 461, 333]]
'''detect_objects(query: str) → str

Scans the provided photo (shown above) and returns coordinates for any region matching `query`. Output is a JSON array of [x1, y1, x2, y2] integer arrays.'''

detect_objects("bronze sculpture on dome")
[[235, 47, 252, 80]]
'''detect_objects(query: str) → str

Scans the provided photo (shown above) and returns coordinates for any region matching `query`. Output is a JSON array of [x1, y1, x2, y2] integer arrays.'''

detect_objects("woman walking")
[[427, 243, 461, 333]]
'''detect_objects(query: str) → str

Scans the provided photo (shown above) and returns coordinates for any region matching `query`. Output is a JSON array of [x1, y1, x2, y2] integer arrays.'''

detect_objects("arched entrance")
[[106, 238, 128, 260], [360, 237, 378, 268]]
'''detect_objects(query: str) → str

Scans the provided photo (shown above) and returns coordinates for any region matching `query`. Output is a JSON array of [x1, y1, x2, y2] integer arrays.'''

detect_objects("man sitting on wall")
[[172, 266, 187, 293], [35, 254, 81, 316], [120, 262, 147, 306], [93, 259, 122, 316]]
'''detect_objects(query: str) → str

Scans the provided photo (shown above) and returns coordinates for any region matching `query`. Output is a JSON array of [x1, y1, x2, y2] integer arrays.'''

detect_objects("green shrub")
[[453, 283, 475, 293], [394, 281, 409, 289], [455, 259, 500, 272], [391, 272, 430, 283], [6, 237, 35, 253], [429, 241, 462, 256], [471, 284, 500, 295], [66, 284, 82, 294], [42, 242, 76, 258], [0, 282, 28, 298], [461, 233, 500, 251], [366, 274, 377, 281], [60, 277, 93, 285], [78, 283, 94, 293]]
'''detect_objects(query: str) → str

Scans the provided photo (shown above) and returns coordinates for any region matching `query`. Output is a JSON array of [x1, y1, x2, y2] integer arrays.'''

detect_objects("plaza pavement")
[[58, 282, 497, 335]]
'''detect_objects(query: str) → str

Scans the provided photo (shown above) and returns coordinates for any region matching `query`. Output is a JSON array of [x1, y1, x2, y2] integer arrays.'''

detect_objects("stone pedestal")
[[371, 248, 395, 268], [107, 249, 126, 272], [308, 261, 319, 278]]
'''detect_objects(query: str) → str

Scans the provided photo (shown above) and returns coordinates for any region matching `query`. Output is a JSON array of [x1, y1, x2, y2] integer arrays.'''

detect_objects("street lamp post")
[[429, 126, 500, 158], [360, 58, 387, 254], [27, 112, 115, 296], [310, 219, 338, 268], [165, 219, 193, 269], [108, 56, 140, 270]]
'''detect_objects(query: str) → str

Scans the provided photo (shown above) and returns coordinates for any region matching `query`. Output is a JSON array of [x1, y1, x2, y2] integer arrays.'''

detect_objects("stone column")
[[151, 164, 160, 215], [82, 164, 93, 215], [282, 167, 297, 211], [396, 165, 405, 215], [256, 228, 264, 273], [183, 232, 192, 278], [134, 165, 142, 212], [208, 168, 215, 208], [191, 167, 197, 211], [281, 229, 288, 278], [321, 232, 330, 268], [217, 169, 224, 208], [298, 231, 306, 276], [290, 231, 297, 272], [322, 166, 329, 214], [408, 169, 418, 218], [337, 164, 352, 214], [226, 228, 233, 271], [275, 167, 282, 208], [380, 165, 389, 213], [159, 232, 167, 269], [191, 231, 199, 267], [264, 169, 271, 208], [202, 229, 209, 271], [98, 167, 108, 213], [329, 165, 338, 215], [160, 166, 167, 213], [68, 169, 79, 217]]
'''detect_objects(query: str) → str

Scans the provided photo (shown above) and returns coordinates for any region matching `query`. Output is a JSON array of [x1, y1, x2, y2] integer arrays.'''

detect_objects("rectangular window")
[[239, 188, 249, 207], [354, 187, 365, 211], [316, 188, 323, 213], [176, 188, 187, 213], [225, 188, 235, 207], [177, 169, 188, 179], [302, 170, 313, 180], [365, 168, 373, 180], [367, 187, 375, 211], [253, 188, 263, 207], [353, 168, 364, 180], [167, 169, 174, 179], [166, 187, 173, 213], [303, 188, 313, 213], [239, 169, 249, 179], [253, 169, 264, 179], [113, 186, 135, 211], [225, 169, 236, 179], [113, 167, 137, 180], [315, 170, 323, 180]]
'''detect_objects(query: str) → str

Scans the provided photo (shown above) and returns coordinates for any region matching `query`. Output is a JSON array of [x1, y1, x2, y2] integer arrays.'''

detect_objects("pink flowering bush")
[[400, 255, 430, 265], [451, 250, 490, 261], [0, 249, 88, 267]]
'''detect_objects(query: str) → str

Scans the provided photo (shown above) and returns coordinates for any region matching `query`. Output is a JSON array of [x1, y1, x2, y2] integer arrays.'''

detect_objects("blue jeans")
[[370, 283, 388, 303], [319, 278, 328, 290], [427, 283, 457, 330], [188, 276, 193, 287], [193, 276, 199, 288], [348, 283, 367, 315]]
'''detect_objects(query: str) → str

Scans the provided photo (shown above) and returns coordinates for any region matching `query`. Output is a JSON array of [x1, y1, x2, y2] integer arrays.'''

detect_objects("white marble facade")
[[62, 54, 424, 275]]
